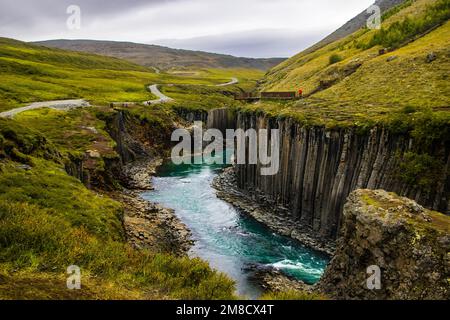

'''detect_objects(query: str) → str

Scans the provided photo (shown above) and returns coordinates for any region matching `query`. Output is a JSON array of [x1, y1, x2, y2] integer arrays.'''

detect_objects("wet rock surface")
[[113, 188, 193, 256], [122, 159, 162, 191], [246, 264, 314, 293]]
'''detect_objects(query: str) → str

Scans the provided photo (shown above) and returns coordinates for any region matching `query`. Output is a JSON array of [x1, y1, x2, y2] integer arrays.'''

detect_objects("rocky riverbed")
[[111, 158, 194, 256]]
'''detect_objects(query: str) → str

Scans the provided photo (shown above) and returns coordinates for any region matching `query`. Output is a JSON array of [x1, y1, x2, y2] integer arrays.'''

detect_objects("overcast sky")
[[0, 0, 375, 58]]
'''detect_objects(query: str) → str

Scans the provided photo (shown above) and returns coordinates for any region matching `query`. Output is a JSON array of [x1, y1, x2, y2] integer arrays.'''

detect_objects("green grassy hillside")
[[255, 0, 450, 127], [0, 37, 156, 109]]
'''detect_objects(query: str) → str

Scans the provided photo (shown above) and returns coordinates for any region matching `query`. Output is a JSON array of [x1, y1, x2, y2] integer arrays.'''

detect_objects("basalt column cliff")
[[223, 112, 450, 240]]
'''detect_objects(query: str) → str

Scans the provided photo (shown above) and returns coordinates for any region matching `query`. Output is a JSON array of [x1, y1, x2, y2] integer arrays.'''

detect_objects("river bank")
[[109, 159, 194, 256], [101, 110, 196, 257]]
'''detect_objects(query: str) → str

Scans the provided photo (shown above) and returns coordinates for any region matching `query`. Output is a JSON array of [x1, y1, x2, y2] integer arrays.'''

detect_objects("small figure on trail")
[[298, 88, 303, 98]]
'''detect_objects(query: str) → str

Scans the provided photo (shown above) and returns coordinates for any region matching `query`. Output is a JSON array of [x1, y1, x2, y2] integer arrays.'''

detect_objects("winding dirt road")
[[144, 84, 174, 105], [0, 77, 239, 116], [0, 99, 90, 118], [215, 77, 239, 87], [144, 77, 238, 105]]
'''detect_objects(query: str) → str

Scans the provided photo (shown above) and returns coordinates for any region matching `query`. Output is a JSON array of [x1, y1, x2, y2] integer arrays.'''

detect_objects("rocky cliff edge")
[[318, 189, 450, 300]]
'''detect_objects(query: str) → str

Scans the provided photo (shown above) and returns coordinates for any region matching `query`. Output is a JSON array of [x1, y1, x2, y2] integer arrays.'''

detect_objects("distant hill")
[[34, 39, 285, 71]]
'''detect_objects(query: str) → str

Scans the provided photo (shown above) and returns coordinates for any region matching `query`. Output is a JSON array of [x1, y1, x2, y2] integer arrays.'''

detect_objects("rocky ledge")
[[122, 158, 163, 191], [318, 189, 450, 300], [247, 264, 314, 294], [213, 167, 336, 256], [112, 189, 193, 256], [111, 158, 193, 256]]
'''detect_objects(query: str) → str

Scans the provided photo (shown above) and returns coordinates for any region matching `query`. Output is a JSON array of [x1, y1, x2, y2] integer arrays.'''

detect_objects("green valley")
[[0, 37, 263, 111], [0, 0, 449, 303]]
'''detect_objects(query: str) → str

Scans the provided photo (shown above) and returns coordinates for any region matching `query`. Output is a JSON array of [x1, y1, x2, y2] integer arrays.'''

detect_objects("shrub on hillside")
[[363, 0, 450, 49], [329, 54, 343, 65]]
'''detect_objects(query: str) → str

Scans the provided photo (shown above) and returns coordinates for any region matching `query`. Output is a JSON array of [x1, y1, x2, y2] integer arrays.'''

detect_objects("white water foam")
[[269, 259, 323, 276]]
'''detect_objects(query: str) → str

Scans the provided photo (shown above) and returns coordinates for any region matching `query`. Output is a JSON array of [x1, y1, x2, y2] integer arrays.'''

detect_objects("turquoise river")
[[142, 153, 329, 298]]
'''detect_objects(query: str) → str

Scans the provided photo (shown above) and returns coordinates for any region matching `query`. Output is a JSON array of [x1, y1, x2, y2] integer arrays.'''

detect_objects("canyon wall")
[[65, 110, 177, 191], [174, 108, 208, 124], [206, 108, 236, 132], [207, 110, 450, 240]]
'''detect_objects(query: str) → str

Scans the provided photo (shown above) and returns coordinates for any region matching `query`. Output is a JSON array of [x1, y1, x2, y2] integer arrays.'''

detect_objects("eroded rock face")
[[318, 189, 450, 300]]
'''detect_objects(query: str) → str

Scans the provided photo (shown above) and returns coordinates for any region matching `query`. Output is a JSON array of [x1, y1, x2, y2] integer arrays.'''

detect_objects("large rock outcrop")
[[318, 189, 450, 300]]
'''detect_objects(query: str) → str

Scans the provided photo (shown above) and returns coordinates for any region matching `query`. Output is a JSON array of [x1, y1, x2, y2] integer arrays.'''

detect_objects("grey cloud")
[[0, 0, 177, 26], [154, 29, 329, 58], [0, 0, 375, 58]]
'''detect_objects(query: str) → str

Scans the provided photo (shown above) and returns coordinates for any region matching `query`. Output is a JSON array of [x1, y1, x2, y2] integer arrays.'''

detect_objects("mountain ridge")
[[305, 0, 407, 54], [33, 39, 285, 71]]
